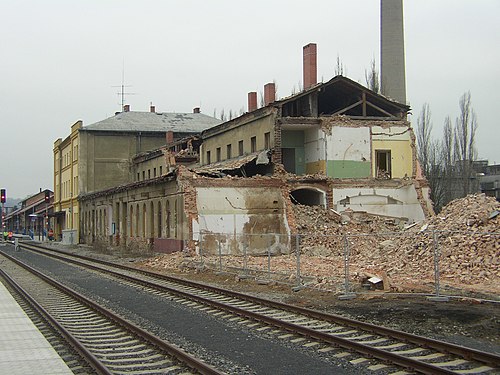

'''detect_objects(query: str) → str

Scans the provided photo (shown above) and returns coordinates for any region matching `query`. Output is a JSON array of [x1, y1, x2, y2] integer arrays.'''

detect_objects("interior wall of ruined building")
[[188, 177, 291, 256]]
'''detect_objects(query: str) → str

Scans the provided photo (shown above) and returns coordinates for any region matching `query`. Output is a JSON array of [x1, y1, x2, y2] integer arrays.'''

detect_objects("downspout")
[[324, 135, 328, 177]]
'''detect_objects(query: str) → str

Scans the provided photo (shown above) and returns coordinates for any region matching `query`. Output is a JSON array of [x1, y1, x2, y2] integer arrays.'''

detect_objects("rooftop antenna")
[[112, 60, 135, 110]]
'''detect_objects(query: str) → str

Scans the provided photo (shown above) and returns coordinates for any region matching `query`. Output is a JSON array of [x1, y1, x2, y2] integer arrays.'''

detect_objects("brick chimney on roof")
[[248, 92, 257, 112], [166, 130, 174, 144], [264, 83, 275, 106], [193, 107, 200, 114], [303, 43, 317, 90], [123, 104, 130, 112]]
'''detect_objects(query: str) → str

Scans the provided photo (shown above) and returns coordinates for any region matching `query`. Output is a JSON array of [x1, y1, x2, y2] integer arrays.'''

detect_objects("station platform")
[[0, 280, 73, 374]]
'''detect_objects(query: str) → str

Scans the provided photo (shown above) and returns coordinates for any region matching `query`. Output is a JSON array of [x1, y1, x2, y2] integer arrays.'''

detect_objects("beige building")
[[53, 106, 220, 243], [77, 44, 433, 256]]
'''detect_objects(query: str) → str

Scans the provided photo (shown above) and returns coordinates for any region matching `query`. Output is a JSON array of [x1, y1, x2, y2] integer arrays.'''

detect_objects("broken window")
[[206, 150, 211, 164], [238, 140, 244, 156], [227, 144, 232, 159], [264, 132, 271, 149], [251, 136, 257, 153], [375, 150, 392, 179], [216, 147, 221, 162]]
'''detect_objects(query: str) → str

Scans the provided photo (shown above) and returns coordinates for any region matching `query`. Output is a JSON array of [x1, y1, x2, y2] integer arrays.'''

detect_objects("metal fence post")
[[267, 235, 271, 277], [199, 232, 204, 268], [428, 229, 449, 301], [218, 236, 222, 273], [339, 233, 356, 299], [243, 236, 248, 276], [291, 233, 302, 291]]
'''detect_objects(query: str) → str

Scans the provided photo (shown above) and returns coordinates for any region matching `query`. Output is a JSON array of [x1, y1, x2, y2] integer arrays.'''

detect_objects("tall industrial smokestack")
[[380, 0, 406, 104]]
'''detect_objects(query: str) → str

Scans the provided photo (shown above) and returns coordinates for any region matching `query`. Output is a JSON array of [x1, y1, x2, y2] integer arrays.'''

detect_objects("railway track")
[[0, 249, 224, 375], [6, 242, 500, 374]]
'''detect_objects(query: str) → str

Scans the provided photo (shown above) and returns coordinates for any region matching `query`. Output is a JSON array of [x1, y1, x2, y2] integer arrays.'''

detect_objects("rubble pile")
[[283, 194, 498, 294], [138, 194, 499, 296], [384, 194, 500, 292], [293, 204, 401, 257]]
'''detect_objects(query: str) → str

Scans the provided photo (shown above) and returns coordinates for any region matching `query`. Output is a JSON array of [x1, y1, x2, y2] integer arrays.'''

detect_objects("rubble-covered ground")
[[56, 194, 500, 354], [133, 194, 500, 352], [140, 193, 499, 299]]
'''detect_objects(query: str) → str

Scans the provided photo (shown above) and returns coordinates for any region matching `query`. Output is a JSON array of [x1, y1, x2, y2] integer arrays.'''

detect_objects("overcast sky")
[[1, 0, 499, 199]]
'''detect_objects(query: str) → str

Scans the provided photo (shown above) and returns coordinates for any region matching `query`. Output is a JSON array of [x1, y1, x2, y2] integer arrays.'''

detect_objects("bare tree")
[[365, 58, 380, 93], [416, 104, 446, 212], [220, 109, 225, 121], [334, 54, 345, 76], [453, 91, 478, 196], [416, 103, 432, 177]]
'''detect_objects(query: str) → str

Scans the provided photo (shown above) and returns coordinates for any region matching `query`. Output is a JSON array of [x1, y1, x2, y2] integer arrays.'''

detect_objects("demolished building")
[[78, 44, 432, 255]]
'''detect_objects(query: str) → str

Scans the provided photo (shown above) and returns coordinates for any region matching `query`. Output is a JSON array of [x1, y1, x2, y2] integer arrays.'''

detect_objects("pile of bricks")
[[292, 194, 499, 294], [138, 194, 499, 295]]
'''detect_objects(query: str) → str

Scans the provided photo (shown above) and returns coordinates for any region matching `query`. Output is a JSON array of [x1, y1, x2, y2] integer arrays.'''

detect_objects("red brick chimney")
[[150, 105, 156, 113], [264, 83, 275, 106], [166, 131, 174, 144], [123, 104, 130, 112], [248, 92, 257, 112], [303, 43, 317, 90], [193, 107, 200, 113]]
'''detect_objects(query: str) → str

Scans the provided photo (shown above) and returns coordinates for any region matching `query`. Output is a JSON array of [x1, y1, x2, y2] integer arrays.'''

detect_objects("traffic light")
[[0, 189, 5, 203], [44, 190, 50, 203]]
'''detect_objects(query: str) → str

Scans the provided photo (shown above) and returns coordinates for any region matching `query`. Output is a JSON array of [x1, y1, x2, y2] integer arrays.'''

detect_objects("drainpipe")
[[324, 136, 328, 177]]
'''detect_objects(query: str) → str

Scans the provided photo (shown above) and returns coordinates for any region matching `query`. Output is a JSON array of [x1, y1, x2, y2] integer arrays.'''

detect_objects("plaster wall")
[[193, 186, 290, 255], [327, 127, 371, 178], [371, 125, 413, 178], [79, 132, 166, 194], [332, 185, 426, 222]]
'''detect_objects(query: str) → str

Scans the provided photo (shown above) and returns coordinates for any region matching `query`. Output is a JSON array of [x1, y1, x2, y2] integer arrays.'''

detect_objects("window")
[[137, 172, 140, 181], [148, 169, 151, 179], [251, 136, 257, 153], [264, 132, 271, 149], [216, 147, 221, 162], [159, 166, 163, 176], [238, 140, 244, 156], [227, 144, 232, 159], [153, 167, 156, 177], [142, 171, 145, 180], [375, 150, 392, 179], [206, 150, 211, 164]]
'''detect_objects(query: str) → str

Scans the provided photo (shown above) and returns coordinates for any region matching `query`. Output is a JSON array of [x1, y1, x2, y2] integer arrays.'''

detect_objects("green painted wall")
[[327, 160, 371, 178]]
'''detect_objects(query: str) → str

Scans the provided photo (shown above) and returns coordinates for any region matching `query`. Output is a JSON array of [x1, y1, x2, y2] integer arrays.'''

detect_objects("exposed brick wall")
[[272, 120, 282, 165]]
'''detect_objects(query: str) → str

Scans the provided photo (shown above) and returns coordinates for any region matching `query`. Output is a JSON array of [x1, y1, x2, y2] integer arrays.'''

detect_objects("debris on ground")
[[137, 194, 499, 297]]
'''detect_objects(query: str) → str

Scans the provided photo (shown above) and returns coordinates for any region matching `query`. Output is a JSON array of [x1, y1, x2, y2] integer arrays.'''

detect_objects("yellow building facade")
[[53, 120, 81, 242]]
